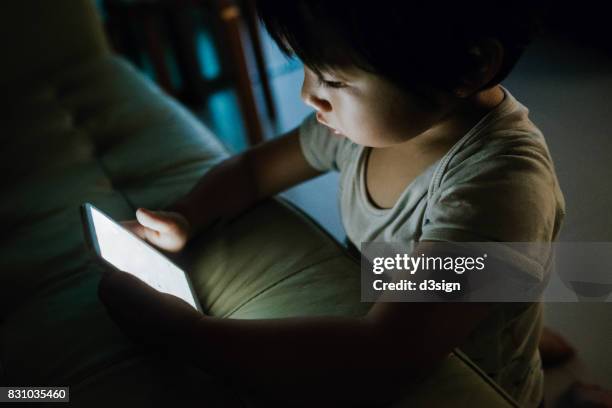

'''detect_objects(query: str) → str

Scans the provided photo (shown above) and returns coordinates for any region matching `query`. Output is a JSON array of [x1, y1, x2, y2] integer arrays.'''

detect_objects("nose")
[[301, 77, 332, 113]]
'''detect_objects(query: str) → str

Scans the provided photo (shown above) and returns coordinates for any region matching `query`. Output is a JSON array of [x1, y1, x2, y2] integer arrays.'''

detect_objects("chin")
[[342, 132, 374, 147]]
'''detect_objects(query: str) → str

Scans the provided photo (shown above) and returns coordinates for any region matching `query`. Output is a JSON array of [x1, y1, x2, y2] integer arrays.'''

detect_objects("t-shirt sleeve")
[[298, 112, 353, 172], [419, 137, 564, 280]]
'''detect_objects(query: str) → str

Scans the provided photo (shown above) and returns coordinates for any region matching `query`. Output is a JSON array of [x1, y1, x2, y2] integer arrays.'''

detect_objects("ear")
[[453, 38, 504, 98]]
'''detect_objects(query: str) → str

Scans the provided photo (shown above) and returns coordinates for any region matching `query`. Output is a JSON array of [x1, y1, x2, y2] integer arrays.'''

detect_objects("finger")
[[120, 219, 167, 249], [120, 220, 147, 239], [136, 208, 174, 234], [142, 226, 169, 249]]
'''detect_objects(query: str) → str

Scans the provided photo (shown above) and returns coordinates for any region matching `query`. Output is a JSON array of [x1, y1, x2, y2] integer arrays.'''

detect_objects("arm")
[[99, 241, 493, 407], [186, 302, 491, 406], [167, 127, 323, 236], [124, 127, 322, 251]]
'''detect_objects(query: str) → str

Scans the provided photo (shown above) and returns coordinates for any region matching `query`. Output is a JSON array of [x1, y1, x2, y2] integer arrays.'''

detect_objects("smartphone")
[[81, 202, 202, 312]]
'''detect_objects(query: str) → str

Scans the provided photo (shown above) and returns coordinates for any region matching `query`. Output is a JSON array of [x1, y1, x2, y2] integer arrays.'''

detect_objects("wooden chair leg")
[[142, 12, 175, 94], [214, 0, 264, 146], [240, 0, 277, 123]]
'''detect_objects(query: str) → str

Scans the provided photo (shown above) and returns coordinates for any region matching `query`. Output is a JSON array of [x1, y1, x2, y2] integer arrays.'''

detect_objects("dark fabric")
[[344, 237, 361, 261]]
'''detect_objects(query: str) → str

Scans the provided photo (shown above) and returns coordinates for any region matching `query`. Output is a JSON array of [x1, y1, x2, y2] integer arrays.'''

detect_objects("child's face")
[[301, 66, 456, 147]]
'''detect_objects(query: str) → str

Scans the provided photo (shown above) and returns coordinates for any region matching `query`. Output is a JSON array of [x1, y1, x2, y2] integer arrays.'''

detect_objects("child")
[[98, 1, 565, 406]]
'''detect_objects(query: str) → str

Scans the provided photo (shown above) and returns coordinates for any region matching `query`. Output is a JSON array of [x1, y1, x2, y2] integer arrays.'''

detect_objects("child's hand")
[[121, 208, 191, 253], [98, 268, 203, 350]]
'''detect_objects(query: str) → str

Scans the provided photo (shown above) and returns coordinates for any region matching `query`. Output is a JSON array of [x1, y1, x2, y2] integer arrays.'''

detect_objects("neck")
[[400, 85, 505, 154], [467, 85, 505, 115]]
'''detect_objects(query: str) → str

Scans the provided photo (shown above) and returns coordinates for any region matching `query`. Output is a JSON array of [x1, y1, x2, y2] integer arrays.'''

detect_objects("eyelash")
[[318, 78, 346, 89]]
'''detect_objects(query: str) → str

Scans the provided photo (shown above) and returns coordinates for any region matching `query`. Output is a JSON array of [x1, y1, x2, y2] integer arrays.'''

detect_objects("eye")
[[317, 76, 346, 89], [322, 80, 346, 89]]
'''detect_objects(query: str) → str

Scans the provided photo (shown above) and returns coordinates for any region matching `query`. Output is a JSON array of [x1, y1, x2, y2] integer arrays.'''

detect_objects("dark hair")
[[256, 1, 543, 95]]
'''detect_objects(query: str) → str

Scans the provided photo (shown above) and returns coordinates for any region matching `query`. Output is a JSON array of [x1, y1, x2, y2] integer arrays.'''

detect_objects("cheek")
[[329, 87, 439, 147], [368, 97, 441, 143], [339, 99, 413, 146], [334, 101, 384, 144]]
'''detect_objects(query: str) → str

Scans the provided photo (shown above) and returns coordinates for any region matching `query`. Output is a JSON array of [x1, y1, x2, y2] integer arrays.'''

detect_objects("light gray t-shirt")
[[298, 85, 566, 407]]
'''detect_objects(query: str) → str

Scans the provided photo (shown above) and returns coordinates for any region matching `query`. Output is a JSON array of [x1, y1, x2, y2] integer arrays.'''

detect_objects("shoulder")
[[424, 91, 566, 243], [440, 87, 562, 201], [444, 128, 558, 191]]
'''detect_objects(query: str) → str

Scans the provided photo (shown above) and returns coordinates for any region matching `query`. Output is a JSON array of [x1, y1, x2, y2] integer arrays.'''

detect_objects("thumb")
[[136, 208, 173, 233], [120, 220, 147, 240]]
